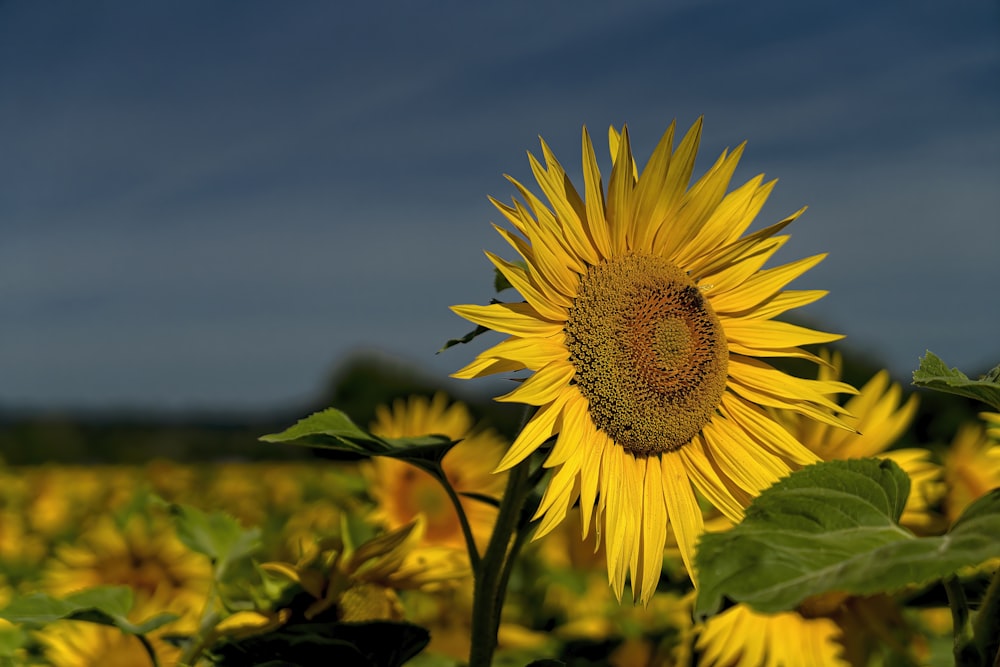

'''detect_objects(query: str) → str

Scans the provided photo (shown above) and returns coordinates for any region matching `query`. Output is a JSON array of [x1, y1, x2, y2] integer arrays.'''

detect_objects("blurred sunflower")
[[367, 393, 508, 553], [42, 512, 211, 634], [452, 119, 853, 602], [942, 414, 1000, 522], [696, 604, 846, 667], [40, 604, 184, 667], [981, 411, 1000, 440], [784, 350, 944, 531], [41, 621, 162, 667]]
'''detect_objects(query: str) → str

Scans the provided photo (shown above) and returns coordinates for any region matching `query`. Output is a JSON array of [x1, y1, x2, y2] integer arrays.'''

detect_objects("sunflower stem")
[[945, 575, 980, 666], [971, 567, 1000, 667], [425, 461, 481, 570], [136, 633, 160, 667], [468, 453, 533, 667]]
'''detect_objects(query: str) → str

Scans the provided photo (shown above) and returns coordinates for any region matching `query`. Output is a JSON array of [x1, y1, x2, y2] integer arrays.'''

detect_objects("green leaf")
[[261, 408, 387, 453], [168, 504, 261, 579], [493, 265, 517, 293], [694, 459, 1000, 619], [912, 351, 1000, 411], [0, 586, 178, 635], [260, 408, 457, 465], [0, 621, 26, 657]]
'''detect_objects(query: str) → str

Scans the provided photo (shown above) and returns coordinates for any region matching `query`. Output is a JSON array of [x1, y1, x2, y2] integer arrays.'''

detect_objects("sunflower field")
[[2, 121, 999, 666]]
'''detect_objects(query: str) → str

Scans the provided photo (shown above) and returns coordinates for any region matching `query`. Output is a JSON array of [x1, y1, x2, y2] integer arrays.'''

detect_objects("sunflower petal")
[[661, 452, 704, 583], [496, 360, 575, 406], [494, 390, 570, 471], [451, 302, 562, 336]]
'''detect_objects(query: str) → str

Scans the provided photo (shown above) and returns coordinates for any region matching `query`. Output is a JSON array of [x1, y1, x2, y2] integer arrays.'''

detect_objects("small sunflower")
[[452, 119, 853, 602], [40, 598, 185, 667], [42, 513, 211, 634], [942, 415, 1000, 523], [367, 393, 508, 553], [696, 604, 847, 667], [41, 621, 164, 667]]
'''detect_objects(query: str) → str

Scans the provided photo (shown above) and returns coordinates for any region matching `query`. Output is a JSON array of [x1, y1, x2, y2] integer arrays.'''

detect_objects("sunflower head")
[[367, 393, 507, 552], [452, 119, 855, 603], [41, 513, 211, 632], [943, 416, 1000, 522]]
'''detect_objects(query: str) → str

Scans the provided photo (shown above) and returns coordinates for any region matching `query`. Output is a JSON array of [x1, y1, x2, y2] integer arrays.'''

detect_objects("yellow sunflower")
[[42, 513, 211, 634], [942, 415, 1000, 523], [41, 621, 162, 667], [696, 604, 847, 667], [982, 411, 1000, 440], [451, 119, 854, 602], [784, 349, 944, 531], [367, 393, 508, 553]]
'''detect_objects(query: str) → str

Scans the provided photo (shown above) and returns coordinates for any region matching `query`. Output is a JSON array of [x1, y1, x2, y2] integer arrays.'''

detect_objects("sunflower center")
[[564, 253, 729, 455]]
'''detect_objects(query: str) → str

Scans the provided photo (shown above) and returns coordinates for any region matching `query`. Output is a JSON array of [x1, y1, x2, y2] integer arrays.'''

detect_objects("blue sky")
[[2, 1, 998, 411]]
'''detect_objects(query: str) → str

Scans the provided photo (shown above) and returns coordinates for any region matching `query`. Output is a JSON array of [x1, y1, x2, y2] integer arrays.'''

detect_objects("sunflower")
[[451, 119, 854, 602], [696, 604, 847, 667], [367, 393, 508, 553], [42, 513, 211, 634], [942, 415, 1000, 523], [41, 621, 163, 667], [40, 600, 185, 667]]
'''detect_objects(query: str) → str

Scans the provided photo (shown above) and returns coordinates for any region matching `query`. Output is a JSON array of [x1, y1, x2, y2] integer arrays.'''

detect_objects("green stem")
[[136, 633, 160, 667], [468, 455, 533, 667], [945, 575, 981, 666], [491, 506, 536, 635], [972, 567, 1000, 667], [421, 461, 481, 570], [177, 582, 221, 666]]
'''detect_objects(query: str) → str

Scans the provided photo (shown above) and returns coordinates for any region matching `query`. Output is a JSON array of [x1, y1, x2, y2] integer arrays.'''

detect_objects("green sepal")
[[694, 459, 1000, 619], [437, 262, 522, 354], [0, 586, 178, 635], [437, 325, 490, 354], [913, 351, 1000, 411]]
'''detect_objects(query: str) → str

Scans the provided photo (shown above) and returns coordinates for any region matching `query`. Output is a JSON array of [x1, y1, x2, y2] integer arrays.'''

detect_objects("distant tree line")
[[0, 349, 983, 465]]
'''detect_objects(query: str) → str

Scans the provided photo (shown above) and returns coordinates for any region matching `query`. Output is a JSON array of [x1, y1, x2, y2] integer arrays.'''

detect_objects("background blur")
[[2, 1, 998, 460]]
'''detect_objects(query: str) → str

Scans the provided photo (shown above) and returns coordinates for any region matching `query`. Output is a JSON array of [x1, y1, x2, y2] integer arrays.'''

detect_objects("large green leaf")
[[694, 459, 1000, 618], [260, 408, 456, 464], [0, 586, 177, 635], [912, 351, 1000, 411]]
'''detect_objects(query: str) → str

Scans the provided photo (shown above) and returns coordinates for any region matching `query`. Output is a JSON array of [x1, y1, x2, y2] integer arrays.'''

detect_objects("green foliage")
[[695, 459, 1000, 618], [0, 586, 177, 635], [913, 351, 1000, 411], [261, 408, 457, 465], [166, 503, 261, 581], [0, 623, 25, 657]]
